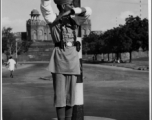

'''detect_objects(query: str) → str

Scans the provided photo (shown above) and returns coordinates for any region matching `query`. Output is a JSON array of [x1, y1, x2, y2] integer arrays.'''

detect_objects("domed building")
[[26, 9, 91, 42], [30, 9, 40, 16], [26, 9, 52, 41]]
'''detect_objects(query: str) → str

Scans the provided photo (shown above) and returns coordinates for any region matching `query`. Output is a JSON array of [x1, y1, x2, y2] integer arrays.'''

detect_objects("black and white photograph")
[[1, 0, 151, 120]]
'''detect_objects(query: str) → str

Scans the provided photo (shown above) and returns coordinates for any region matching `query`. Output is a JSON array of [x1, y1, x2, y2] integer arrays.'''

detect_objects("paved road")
[[2, 63, 149, 120]]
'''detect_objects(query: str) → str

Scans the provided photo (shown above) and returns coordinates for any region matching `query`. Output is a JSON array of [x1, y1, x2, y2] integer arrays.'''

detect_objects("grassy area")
[[83, 57, 149, 71]]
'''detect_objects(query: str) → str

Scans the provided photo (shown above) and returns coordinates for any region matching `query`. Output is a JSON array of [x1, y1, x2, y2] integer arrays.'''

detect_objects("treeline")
[[82, 15, 149, 62], [2, 27, 32, 57]]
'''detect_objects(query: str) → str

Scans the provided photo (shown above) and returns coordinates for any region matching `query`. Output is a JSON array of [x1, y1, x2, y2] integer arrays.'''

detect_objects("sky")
[[2, 0, 149, 32]]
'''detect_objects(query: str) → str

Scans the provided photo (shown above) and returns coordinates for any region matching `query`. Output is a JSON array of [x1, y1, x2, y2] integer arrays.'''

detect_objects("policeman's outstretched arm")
[[40, 0, 57, 24]]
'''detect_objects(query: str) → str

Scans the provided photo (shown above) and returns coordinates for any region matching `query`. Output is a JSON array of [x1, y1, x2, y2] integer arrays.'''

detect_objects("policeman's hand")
[[76, 41, 81, 52], [56, 14, 62, 22], [59, 10, 73, 19], [56, 10, 74, 22], [62, 10, 72, 17], [56, 11, 70, 23]]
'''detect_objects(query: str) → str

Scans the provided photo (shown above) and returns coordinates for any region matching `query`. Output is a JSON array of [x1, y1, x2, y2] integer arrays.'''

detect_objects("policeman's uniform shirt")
[[41, 0, 92, 75]]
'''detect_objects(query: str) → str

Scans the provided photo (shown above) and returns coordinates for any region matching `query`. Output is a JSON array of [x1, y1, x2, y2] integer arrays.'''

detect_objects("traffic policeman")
[[41, 0, 92, 120]]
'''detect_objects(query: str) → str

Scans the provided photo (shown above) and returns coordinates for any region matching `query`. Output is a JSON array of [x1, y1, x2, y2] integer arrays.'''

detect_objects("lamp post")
[[15, 36, 20, 63], [16, 39, 18, 62]]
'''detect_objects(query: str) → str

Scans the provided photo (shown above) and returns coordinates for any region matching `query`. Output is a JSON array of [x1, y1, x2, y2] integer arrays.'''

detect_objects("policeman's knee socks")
[[56, 107, 65, 120], [56, 106, 73, 120], [65, 106, 73, 120]]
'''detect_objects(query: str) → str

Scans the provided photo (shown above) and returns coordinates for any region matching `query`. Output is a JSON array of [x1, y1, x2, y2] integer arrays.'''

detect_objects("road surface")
[[2, 63, 149, 120]]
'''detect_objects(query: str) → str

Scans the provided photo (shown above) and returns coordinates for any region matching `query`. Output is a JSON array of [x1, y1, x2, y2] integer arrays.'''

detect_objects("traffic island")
[[52, 116, 116, 120]]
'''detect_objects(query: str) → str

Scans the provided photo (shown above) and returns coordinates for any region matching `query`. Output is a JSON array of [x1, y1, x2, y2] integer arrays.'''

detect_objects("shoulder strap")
[[73, 29, 77, 43], [60, 21, 65, 46], [60, 16, 78, 44], [69, 17, 78, 43]]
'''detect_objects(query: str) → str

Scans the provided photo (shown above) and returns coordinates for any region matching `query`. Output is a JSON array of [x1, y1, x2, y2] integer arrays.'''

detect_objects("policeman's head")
[[54, 0, 74, 12]]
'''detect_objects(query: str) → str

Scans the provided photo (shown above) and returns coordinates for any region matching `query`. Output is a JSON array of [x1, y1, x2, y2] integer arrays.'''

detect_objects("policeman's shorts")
[[52, 73, 77, 107]]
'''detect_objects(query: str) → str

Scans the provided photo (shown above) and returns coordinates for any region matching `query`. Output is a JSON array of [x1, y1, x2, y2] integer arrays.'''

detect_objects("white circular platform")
[[52, 116, 116, 120]]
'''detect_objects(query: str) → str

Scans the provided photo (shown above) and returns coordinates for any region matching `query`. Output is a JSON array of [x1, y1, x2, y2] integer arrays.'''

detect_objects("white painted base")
[[52, 116, 116, 120], [75, 83, 84, 105]]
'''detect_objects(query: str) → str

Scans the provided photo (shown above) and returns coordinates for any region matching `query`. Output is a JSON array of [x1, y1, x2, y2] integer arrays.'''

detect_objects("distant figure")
[[7, 56, 16, 78], [101, 58, 104, 62], [117, 59, 120, 63]]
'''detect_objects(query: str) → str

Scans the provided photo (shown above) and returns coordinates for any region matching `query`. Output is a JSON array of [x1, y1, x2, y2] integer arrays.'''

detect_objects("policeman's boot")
[[56, 107, 65, 120], [58, 118, 65, 120], [65, 117, 72, 120]]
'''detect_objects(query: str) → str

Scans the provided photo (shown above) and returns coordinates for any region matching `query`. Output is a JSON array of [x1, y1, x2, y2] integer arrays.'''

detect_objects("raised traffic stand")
[[71, 1, 116, 120]]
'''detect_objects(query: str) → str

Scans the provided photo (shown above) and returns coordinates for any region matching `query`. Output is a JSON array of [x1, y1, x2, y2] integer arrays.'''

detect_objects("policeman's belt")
[[55, 41, 77, 47]]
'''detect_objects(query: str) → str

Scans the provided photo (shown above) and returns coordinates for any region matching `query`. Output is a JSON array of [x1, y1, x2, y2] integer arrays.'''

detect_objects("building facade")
[[26, 9, 91, 42], [26, 9, 52, 41]]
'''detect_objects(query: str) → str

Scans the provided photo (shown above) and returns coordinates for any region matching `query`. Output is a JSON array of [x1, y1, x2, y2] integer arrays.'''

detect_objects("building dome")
[[30, 9, 40, 15]]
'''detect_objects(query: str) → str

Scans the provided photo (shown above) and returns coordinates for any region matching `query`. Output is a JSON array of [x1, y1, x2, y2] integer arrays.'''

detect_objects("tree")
[[82, 32, 100, 60], [99, 30, 114, 61], [82, 35, 90, 55], [82, 15, 148, 63], [18, 39, 33, 54], [140, 18, 149, 51], [2, 27, 16, 55], [14, 35, 33, 55], [2, 27, 33, 57], [124, 15, 148, 62], [101, 27, 125, 61]]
